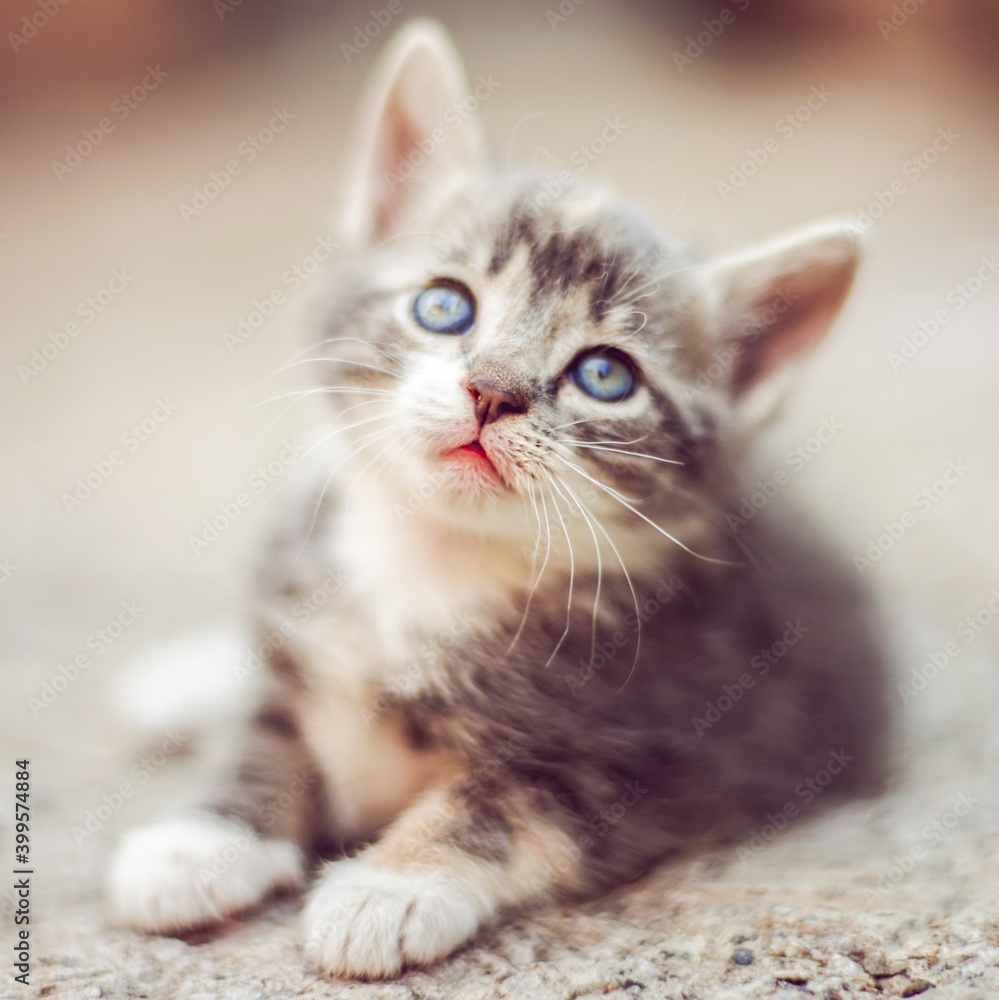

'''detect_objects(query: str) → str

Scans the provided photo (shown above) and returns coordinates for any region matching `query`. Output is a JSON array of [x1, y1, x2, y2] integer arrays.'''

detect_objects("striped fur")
[[108, 21, 889, 980]]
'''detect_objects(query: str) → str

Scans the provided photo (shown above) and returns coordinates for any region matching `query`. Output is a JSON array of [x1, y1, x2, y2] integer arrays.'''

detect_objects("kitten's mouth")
[[443, 438, 504, 484]]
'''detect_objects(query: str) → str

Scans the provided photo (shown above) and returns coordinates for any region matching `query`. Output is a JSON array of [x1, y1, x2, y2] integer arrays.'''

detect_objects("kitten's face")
[[308, 23, 861, 558], [317, 177, 718, 551]]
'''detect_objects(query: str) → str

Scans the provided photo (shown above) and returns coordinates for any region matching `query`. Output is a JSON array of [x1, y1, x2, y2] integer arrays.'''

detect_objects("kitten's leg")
[[109, 698, 321, 933], [303, 773, 582, 979]]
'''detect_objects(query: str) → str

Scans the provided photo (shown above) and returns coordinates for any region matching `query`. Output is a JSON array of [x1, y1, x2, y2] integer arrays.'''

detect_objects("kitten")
[[108, 20, 890, 980]]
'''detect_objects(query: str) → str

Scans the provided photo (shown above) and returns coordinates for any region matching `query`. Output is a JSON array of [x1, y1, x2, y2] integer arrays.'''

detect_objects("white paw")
[[108, 814, 303, 933], [303, 859, 494, 979]]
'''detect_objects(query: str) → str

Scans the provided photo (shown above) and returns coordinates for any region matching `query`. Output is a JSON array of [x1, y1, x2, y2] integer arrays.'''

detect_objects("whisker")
[[556, 476, 644, 690], [209, 388, 391, 451], [281, 420, 408, 584], [555, 455, 731, 566], [574, 443, 684, 466], [550, 417, 606, 433], [503, 483, 556, 661], [563, 432, 653, 447], [346, 429, 413, 509], [278, 356, 403, 380], [541, 472, 578, 669], [300, 336, 408, 365], [556, 475, 603, 665]]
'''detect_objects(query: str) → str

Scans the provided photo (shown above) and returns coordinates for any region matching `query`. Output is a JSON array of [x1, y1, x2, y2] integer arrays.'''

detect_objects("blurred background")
[[3, 0, 999, 994]]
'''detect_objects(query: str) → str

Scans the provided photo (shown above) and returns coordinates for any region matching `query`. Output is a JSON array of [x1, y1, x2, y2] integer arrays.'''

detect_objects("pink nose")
[[468, 380, 526, 426]]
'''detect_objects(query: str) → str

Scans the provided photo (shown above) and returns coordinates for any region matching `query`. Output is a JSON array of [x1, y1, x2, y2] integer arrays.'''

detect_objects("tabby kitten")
[[109, 21, 889, 979]]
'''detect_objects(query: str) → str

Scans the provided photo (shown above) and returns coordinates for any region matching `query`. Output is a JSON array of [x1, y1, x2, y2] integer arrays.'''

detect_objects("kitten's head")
[[313, 22, 860, 564]]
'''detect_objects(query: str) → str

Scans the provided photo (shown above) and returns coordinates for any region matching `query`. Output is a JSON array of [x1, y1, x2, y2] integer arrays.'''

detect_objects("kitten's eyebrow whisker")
[[621, 311, 650, 339], [503, 112, 555, 173], [613, 251, 705, 309], [556, 456, 732, 566]]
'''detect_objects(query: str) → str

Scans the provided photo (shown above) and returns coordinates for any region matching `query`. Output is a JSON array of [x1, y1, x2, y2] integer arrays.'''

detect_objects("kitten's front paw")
[[303, 859, 493, 979], [108, 814, 303, 933]]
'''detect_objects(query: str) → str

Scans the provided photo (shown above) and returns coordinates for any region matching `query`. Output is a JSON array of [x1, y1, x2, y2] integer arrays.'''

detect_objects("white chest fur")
[[286, 486, 527, 838]]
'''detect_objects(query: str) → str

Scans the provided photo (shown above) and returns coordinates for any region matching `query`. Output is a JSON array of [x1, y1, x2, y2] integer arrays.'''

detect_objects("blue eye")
[[570, 350, 636, 402], [413, 281, 475, 335]]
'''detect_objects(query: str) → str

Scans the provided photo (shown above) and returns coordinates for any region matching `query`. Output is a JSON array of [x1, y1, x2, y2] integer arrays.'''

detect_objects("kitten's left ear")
[[339, 20, 488, 247], [700, 217, 863, 424]]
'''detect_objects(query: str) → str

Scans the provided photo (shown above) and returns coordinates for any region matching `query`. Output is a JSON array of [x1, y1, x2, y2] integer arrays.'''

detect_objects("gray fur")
[[210, 172, 889, 898]]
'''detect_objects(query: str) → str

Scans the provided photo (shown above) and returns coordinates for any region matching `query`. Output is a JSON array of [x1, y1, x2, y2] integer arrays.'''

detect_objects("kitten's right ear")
[[699, 218, 863, 426], [339, 21, 488, 247]]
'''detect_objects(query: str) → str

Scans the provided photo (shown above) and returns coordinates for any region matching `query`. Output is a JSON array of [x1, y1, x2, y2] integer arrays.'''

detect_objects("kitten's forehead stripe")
[[487, 199, 631, 318], [483, 194, 680, 338], [487, 202, 536, 275], [588, 258, 627, 324]]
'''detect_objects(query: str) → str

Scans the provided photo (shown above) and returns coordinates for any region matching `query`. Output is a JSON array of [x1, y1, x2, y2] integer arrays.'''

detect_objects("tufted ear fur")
[[339, 20, 488, 248], [699, 217, 863, 424]]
